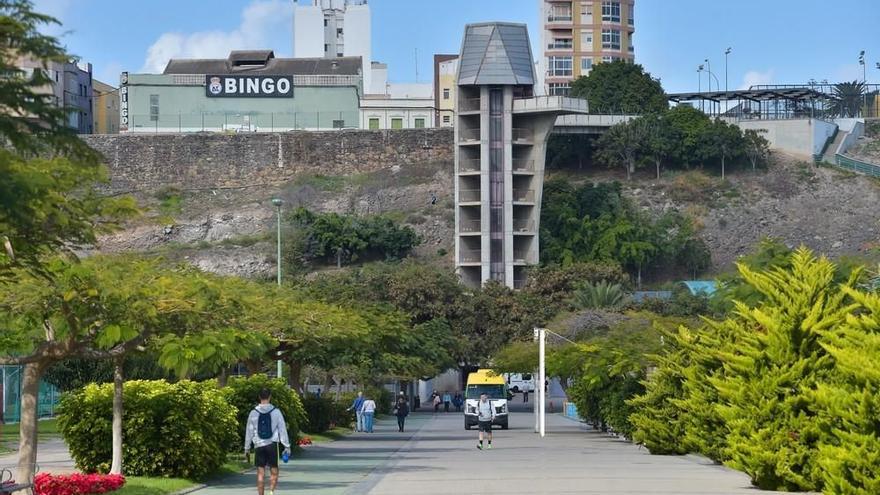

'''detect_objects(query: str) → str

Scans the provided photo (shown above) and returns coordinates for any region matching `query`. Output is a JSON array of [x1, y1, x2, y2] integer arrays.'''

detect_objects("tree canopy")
[[570, 61, 667, 114]]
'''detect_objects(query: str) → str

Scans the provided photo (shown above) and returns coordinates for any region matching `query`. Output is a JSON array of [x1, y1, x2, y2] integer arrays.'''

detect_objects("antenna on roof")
[[414, 48, 419, 83]]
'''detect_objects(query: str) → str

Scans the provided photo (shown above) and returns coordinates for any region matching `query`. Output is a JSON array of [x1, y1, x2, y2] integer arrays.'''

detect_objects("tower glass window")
[[548, 56, 573, 77], [601, 1, 621, 22], [601, 29, 621, 50]]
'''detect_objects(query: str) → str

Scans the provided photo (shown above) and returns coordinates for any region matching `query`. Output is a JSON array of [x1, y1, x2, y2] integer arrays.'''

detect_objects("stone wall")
[[82, 128, 454, 193]]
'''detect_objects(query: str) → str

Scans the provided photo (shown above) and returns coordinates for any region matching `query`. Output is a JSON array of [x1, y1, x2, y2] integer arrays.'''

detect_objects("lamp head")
[[271, 198, 283, 207], [725, 47, 731, 54], [698, 64, 704, 71]]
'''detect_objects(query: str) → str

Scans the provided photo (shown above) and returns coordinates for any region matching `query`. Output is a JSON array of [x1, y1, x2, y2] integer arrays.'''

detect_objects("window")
[[443, 88, 450, 100], [548, 83, 571, 96], [602, 29, 621, 50], [368, 118, 380, 130], [324, 44, 329, 53], [581, 57, 593, 71], [442, 115, 451, 124], [548, 56, 573, 77], [581, 30, 593, 47], [391, 118, 403, 129], [602, 1, 621, 22], [332, 119, 345, 129], [548, 5, 572, 21], [337, 52, 344, 57], [601, 55, 623, 63], [149, 94, 159, 122], [580, 2, 592, 23], [323, 19, 328, 26], [337, 28, 343, 36], [414, 118, 425, 128]]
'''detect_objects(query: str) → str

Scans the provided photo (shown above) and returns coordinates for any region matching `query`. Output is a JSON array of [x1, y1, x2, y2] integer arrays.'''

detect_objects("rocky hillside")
[[93, 133, 880, 278]]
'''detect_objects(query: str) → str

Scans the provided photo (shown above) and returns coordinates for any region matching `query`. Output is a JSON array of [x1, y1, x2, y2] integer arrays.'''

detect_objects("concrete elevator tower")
[[454, 22, 589, 289]]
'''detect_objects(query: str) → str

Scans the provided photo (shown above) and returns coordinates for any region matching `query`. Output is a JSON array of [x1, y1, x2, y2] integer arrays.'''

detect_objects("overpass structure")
[[453, 22, 594, 289]]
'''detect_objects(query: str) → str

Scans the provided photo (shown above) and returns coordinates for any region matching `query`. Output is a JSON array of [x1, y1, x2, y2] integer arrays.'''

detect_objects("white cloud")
[[140, 0, 291, 73], [740, 69, 774, 89]]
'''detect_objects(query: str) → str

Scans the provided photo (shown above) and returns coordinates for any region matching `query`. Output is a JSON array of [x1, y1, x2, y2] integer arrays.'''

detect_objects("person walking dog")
[[244, 388, 291, 495], [348, 391, 366, 432]]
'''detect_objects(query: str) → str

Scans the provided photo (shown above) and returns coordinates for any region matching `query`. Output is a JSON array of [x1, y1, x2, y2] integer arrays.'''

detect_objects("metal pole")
[[274, 199, 283, 380], [539, 328, 546, 438]]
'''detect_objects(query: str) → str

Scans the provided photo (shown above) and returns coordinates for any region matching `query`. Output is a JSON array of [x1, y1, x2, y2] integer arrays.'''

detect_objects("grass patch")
[[218, 232, 270, 248], [153, 187, 184, 216], [306, 427, 351, 444], [115, 477, 196, 495], [1, 418, 60, 438], [291, 174, 349, 192], [209, 454, 252, 479]]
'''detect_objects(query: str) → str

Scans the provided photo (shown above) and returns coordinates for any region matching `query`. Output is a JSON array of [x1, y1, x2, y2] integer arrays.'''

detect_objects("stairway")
[[822, 130, 847, 164]]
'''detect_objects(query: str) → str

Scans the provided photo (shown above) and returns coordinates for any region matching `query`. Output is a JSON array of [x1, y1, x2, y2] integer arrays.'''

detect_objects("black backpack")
[[255, 407, 276, 440]]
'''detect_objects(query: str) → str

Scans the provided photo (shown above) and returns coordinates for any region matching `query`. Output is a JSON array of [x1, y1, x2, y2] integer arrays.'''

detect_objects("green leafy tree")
[[570, 60, 667, 114], [827, 81, 866, 118], [707, 119, 745, 179], [595, 118, 646, 180], [664, 105, 713, 168], [640, 112, 680, 179], [743, 129, 770, 172]]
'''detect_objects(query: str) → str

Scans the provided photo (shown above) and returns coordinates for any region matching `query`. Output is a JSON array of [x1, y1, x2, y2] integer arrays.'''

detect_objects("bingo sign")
[[119, 71, 129, 132], [205, 75, 294, 98]]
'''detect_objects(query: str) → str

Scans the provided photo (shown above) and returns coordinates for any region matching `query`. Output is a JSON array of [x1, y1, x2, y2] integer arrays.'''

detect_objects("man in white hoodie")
[[244, 388, 292, 495]]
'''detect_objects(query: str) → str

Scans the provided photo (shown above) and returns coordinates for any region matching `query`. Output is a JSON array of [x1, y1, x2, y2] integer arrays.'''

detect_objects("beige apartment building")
[[541, 0, 634, 96]]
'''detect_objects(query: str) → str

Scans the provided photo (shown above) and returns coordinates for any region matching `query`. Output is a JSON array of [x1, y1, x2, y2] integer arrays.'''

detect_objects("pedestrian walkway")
[[201, 410, 791, 495], [198, 413, 432, 495]]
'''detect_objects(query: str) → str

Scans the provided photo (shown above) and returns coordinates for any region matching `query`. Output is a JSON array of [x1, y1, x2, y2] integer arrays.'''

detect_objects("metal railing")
[[513, 218, 534, 232], [460, 158, 481, 172], [123, 111, 360, 133], [459, 249, 482, 263], [513, 189, 535, 202], [513, 159, 535, 172], [834, 154, 880, 178], [547, 41, 573, 50], [459, 98, 481, 112], [459, 189, 481, 202], [459, 128, 481, 141], [547, 15, 573, 22], [512, 128, 533, 141], [459, 219, 481, 233]]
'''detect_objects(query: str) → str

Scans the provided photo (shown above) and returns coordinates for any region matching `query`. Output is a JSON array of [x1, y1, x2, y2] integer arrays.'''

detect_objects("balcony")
[[459, 128, 480, 143], [547, 15, 573, 23], [459, 97, 481, 113], [459, 219, 481, 233], [459, 249, 481, 264], [459, 189, 481, 203], [512, 128, 533, 142], [513, 218, 535, 232], [547, 41, 573, 50], [513, 189, 535, 203], [513, 249, 529, 263], [513, 279, 527, 290], [459, 158, 481, 173], [513, 159, 535, 172]]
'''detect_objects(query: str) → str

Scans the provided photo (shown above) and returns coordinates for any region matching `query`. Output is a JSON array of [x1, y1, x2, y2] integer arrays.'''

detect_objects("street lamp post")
[[698, 64, 704, 112], [725, 47, 731, 92], [705, 58, 713, 115], [272, 198, 283, 380], [859, 51, 866, 115]]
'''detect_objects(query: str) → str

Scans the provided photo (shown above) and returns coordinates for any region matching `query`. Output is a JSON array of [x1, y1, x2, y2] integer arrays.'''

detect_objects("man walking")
[[442, 391, 452, 413], [244, 388, 291, 495], [476, 392, 495, 450], [347, 391, 366, 432], [394, 396, 410, 432]]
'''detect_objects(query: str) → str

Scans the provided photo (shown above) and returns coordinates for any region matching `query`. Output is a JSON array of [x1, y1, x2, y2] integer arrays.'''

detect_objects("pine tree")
[[813, 287, 880, 494], [712, 249, 854, 491]]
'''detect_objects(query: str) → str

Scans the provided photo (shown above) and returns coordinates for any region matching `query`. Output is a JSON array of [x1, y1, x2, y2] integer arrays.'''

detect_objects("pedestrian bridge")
[[552, 113, 639, 134]]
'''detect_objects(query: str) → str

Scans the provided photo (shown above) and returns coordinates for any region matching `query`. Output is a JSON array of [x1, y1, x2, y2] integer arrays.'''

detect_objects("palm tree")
[[827, 81, 866, 117], [573, 281, 628, 309]]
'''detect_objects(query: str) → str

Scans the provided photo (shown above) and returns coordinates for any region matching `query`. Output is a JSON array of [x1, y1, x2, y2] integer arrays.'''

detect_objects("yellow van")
[[463, 369, 509, 430]]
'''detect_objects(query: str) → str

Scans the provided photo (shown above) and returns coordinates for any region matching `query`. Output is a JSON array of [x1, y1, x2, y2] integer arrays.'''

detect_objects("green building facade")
[[121, 50, 362, 133]]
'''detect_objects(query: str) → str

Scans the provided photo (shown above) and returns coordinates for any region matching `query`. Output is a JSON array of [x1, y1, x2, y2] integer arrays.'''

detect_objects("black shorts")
[[478, 420, 493, 432], [254, 442, 279, 468]]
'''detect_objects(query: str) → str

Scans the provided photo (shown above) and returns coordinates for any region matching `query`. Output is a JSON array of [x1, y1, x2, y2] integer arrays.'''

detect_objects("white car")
[[504, 373, 535, 393]]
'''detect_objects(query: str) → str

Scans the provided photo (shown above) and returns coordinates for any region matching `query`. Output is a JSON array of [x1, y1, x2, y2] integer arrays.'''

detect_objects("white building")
[[293, 0, 372, 95]]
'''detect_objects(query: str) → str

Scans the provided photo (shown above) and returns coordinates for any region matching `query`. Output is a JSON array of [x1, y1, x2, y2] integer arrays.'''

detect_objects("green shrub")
[[57, 380, 236, 479], [223, 375, 307, 447], [573, 281, 627, 309], [302, 397, 334, 433]]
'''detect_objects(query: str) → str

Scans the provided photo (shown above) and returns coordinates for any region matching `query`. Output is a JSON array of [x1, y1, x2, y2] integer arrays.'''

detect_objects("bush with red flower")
[[33, 473, 125, 495], [296, 436, 313, 447]]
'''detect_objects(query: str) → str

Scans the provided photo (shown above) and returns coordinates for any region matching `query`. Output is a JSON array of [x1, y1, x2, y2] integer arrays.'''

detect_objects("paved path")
[[0, 438, 76, 474], [202, 409, 787, 495]]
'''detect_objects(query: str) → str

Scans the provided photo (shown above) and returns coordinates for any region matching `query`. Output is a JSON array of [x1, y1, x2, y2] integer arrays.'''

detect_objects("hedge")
[[57, 380, 237, 479], [301, 397, 354, 433], [223, 374, 307, 447]]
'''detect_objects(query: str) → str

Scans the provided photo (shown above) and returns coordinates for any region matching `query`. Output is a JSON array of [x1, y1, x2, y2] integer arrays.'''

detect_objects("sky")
[[34, 0, 880, 93]]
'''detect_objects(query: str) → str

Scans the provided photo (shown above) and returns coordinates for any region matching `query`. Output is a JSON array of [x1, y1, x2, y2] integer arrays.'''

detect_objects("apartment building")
[[16, 56, 93, 133], [540, 0, 634, 96]]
